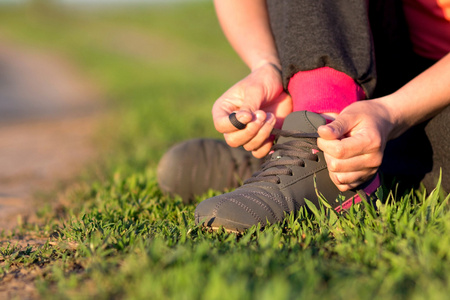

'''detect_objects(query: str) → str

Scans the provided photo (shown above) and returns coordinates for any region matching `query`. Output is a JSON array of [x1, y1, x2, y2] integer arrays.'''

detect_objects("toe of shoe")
[[195, 192, 278, 233]]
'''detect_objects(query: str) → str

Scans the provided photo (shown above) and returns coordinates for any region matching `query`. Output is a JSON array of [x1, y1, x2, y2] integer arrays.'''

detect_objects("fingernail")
[[268, 113, 276, 125], [325, 125, 335, 134], [255, 111, 265, 122], [236, 112, 251, 123]]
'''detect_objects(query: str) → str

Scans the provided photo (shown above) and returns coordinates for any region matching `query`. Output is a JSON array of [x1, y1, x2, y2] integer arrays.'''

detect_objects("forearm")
[[380, 53, 450, 140], [214, 0, 280, 71]]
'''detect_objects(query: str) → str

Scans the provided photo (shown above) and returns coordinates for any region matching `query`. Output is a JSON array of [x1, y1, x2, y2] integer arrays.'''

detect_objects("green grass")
[[0, 2, 449, 299]]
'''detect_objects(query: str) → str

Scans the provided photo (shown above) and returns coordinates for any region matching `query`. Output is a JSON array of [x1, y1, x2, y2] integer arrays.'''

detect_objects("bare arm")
[[383, 53, 450, 139], [214, 0, 280, 71], [212, 0, 292, 157]]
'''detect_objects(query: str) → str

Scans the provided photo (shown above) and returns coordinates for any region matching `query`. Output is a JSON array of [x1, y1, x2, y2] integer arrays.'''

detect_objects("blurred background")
[[0, 0, 248, 227]]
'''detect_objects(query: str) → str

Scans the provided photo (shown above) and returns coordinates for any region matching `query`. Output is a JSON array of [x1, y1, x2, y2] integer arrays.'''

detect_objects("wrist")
[[250, 58, 281, 74], [376, 94, 408, 140]]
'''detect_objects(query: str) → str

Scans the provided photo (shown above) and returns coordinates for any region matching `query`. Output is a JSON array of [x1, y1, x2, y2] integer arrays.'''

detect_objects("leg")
[[381, 106, 450, 193], [423, 106, 450, 192], [267, 0, 376, 96]]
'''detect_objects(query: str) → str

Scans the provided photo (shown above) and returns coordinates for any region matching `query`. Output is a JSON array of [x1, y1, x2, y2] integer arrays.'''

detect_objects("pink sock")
[[287, 67, 366, 114]]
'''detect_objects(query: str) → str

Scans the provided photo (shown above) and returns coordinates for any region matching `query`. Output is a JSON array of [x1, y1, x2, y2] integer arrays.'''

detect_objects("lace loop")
[[244, 128, 319, 184], [271, 128, 319, 139]]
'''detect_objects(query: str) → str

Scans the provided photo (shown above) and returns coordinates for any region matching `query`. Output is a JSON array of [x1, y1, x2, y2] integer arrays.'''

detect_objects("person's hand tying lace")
[[317, 100, 393, 191], [212, 63, 292, 158]]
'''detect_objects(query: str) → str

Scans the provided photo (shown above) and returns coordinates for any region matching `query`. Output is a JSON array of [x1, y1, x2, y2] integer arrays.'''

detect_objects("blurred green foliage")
[[0, 1, 247, 174]]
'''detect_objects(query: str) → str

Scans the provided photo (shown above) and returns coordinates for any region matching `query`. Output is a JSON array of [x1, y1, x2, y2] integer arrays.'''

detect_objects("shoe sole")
[[200, 174, 381, 233]]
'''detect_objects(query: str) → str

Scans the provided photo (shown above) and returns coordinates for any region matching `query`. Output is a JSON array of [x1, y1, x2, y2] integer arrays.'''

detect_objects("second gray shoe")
[[157, 138, 262, 203]]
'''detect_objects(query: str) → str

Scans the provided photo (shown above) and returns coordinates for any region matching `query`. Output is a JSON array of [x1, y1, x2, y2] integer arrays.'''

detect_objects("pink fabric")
[[403, 0, 450, 60], [287, 67, 366, 114]]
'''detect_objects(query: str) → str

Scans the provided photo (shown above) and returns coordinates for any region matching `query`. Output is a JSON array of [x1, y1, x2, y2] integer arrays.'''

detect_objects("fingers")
[[318, 131, 382, 160], [322, 148, 381, 192], [211, 65, 291, 158], [212, 101, 254, 133], [323, 150, 383, 173], [212, 75, 270, 133], [224, 111, 275, 147], [328, 169, 378, 192], [251, 139, 274, 158], [318, 114, 356, 140], [242, 113, 275, 150], [316, 101, 392, 191]]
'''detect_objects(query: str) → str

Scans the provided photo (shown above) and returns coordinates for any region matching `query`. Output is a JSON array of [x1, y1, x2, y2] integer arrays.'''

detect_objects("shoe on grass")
[[157, 138, 262, 204], [195, 111, 380, 233]]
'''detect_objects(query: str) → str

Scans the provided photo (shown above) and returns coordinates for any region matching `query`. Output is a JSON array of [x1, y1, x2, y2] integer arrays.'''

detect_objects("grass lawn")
[[0, 2, 449, 299]]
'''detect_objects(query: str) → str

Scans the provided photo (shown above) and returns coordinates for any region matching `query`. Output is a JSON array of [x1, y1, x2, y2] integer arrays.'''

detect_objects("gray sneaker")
[[195, 111, 380, 233], [157, 138, 262, 204]]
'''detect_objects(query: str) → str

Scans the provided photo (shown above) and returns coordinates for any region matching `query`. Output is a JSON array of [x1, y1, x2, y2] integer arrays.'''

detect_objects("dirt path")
[[0, 39, 103, 231], [0, 37, 104, 299]]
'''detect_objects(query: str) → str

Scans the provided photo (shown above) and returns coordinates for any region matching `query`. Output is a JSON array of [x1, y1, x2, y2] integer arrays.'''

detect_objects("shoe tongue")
[[277, 111, 326, 144]]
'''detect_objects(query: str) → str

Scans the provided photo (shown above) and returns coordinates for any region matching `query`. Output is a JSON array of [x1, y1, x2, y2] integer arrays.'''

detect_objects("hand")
[[317, 99, 394, 191], [212, 63, 293, 158]]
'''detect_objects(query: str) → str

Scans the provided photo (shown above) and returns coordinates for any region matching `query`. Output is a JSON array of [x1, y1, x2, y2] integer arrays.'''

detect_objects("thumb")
[[318, 114, 352, 140]]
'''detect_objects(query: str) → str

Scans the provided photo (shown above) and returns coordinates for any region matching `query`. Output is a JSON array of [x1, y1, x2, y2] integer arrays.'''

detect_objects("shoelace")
[[244, 128, 320, 184]]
